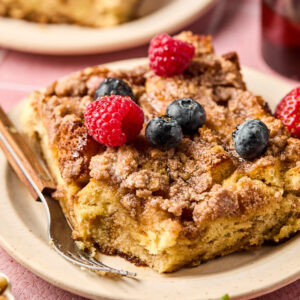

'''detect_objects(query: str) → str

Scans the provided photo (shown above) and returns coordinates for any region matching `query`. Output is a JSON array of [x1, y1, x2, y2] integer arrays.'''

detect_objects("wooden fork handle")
[[0, 106, 56, 200]]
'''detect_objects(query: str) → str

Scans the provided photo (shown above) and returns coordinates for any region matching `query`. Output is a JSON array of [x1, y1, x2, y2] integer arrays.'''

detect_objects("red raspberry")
[[148, 33, 195, 77], [275, 87, 300, 138], [84, 95, 144, 147]]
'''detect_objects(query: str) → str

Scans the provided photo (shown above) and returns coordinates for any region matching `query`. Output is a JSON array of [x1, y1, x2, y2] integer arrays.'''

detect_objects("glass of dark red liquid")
[[261, 0, 300, 80]]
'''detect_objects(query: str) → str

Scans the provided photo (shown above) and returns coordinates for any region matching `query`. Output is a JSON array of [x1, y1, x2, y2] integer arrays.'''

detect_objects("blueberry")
[[232, 119, 270, 160], [95, 78, 134, 100], [145, 116, 182, 149], [166, 98, 206, 134]]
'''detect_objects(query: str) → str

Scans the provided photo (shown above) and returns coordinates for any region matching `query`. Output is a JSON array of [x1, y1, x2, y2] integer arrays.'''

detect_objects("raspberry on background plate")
[[84, 95, 144, 147]]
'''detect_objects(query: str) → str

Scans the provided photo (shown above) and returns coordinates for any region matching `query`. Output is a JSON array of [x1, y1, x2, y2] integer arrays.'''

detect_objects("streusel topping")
[[29, 31, 299, 232]]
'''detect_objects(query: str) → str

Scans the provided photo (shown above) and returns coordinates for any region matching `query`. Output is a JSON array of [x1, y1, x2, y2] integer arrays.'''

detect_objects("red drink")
[[261, 0, 300, 80]]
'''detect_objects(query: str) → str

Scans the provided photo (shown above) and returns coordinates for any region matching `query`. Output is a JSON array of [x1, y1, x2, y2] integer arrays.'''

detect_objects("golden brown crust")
[[57, 116, 102, 183], [174, 32, 214, 57]]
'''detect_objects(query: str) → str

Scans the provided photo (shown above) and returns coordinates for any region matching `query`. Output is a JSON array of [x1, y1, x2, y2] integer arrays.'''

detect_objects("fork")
[[0, 106, 136, 277]]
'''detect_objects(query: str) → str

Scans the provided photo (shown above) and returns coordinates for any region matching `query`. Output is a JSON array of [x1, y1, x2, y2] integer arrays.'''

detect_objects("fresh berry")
[[166, 98, 206, 134], [275, 87, 300, 138], [148, 33, 195, 77], [84, 95, 144, 147], [145, 116, 182, 149], [232, 119, 270, 160], [94, 78, 134, 100]]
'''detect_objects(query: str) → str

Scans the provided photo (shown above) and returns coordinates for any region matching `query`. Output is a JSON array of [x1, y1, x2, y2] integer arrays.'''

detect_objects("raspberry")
[[148, 33, 195, 77], [275, 87, 300, 138], [84, 95, 144, 147]]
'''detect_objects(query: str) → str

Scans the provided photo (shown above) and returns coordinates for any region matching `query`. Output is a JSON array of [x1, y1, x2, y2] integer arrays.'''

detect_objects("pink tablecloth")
[[0, 0, 299, 299]]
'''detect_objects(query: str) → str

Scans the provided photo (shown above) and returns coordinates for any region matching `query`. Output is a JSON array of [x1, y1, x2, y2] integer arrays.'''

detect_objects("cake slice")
[[0, 0, 140, 27], [22, 31, 300, 273]]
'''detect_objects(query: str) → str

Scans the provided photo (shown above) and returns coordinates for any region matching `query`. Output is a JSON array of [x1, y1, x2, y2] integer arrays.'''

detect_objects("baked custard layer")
[[0, 0, 140, 27], [22, 32, 300, 273]]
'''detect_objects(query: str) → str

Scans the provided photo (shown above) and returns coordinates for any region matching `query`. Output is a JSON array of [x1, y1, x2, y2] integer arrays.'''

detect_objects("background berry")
[[275, 87, 300, 138], [148, 33, 195, 77], [84, 95, 144, 147]]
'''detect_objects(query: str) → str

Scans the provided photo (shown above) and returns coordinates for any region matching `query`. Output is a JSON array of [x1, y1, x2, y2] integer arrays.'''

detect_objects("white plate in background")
[[0, 0, 217, 55]]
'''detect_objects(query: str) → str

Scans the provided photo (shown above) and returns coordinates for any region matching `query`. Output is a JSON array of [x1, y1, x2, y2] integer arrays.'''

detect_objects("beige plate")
[[0, 0, 216, 55], [0, 58, 299, 300]]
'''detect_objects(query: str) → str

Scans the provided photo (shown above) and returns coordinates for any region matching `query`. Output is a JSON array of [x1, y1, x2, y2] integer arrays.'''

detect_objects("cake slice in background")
[[0, 0, 141, 27]]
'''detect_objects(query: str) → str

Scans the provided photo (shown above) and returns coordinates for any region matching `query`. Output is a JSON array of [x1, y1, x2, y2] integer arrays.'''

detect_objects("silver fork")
[[0, 106, 136, 277]]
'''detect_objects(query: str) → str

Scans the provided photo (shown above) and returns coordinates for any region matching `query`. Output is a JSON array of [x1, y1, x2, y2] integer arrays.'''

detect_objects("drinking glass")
[[261, 0, 300, 80]]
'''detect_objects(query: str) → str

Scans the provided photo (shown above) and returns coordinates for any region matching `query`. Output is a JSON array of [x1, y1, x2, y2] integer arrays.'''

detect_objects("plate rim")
[[0, 58, 299, 300], [0, 0, 217, 55]]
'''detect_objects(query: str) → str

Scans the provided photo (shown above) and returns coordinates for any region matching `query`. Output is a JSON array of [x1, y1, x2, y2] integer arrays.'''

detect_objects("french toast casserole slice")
[[0, 0, 140, 27], [22, 32, 300, 273]]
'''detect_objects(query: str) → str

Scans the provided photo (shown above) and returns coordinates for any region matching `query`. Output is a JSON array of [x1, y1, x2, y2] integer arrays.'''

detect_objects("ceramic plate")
[[0, 0, 217, 55], [0, 58, 299, 300]]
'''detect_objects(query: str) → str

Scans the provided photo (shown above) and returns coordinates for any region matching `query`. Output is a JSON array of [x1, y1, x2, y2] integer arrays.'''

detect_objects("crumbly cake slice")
[[0, 0, 140, 27], [22, 31, 300, 273]]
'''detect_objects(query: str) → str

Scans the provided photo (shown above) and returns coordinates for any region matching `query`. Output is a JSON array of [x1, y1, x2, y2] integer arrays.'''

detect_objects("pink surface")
[[0, 0, 299, 299]]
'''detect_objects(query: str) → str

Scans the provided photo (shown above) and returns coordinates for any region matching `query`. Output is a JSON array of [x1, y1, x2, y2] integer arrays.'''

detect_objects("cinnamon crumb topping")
[[28, 31, 300, 234]]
